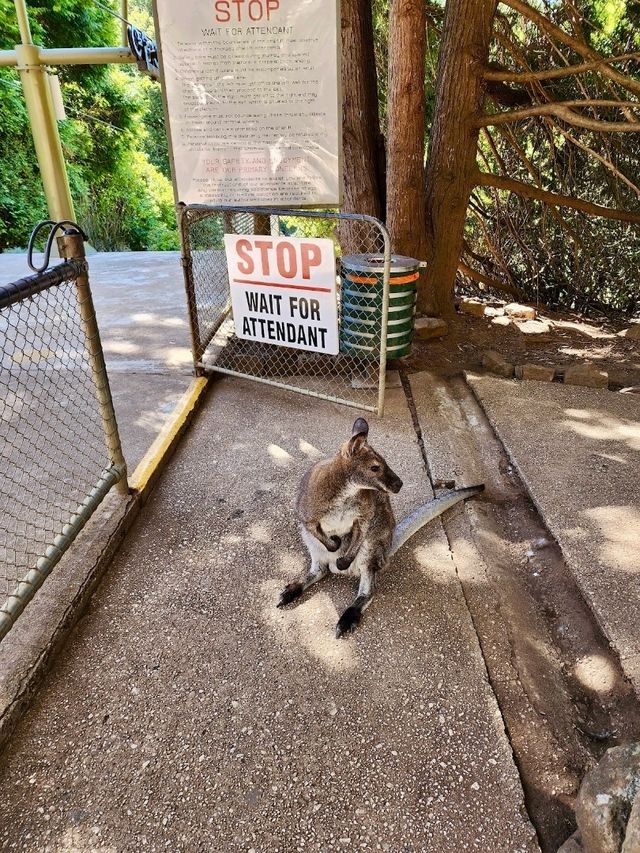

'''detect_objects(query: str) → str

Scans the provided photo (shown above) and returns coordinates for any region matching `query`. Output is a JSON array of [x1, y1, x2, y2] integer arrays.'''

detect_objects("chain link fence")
[[179, 206, 392, 414], [0, 234, 127, 641]]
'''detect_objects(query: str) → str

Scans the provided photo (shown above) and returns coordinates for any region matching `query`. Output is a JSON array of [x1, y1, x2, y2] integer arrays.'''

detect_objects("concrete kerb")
[[463, 371, 640, 699], [0, 374, 212, 754]]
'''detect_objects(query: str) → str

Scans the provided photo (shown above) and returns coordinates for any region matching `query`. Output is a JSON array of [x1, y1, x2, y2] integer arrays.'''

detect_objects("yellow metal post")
[[13, 0, 32, 43], [14, 0, 75, 222], [15, 43, 75, 222]]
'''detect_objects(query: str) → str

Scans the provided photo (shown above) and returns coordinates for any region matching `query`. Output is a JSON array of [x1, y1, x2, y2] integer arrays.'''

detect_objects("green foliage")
[[139, 81, 172, 178], [0, 70, 47, 248], [0, 0, 176, 251], [80, 149, 177, 250]]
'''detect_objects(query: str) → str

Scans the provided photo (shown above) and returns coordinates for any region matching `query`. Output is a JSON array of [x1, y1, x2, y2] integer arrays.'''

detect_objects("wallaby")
[[277, 417, 484, 638]]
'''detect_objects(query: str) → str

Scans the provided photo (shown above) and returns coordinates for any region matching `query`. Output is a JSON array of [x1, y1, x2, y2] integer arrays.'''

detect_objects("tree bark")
[[386, 0, 427, 263], [422, 0, 498, 316], [341, 0, 384, 226]]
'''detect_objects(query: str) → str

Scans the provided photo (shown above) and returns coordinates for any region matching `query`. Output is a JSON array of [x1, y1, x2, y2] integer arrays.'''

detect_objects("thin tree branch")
[[468, 206, 520, 291], [493, 124, 586, 249], [545, 119, 640, 198], [475, 170, 640, 223], [484, 51, 640, 83], [457, 260, 519, 295], [478, 100, 640, 131], [489, 18, 638, 200], [499, 0, 640, 97]]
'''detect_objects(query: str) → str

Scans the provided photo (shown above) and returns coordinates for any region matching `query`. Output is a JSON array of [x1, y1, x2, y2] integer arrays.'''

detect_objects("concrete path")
[[467, 374, 640, 694], [0, 251, 190, 469], [0, 377, 537, 852]]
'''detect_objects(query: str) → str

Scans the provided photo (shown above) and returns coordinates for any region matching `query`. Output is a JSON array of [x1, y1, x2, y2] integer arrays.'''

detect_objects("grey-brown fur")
[[278, 417, 403, 638]]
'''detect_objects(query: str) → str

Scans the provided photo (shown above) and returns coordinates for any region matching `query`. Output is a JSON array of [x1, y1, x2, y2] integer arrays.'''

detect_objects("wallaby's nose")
[[390, 476, 403, 494]]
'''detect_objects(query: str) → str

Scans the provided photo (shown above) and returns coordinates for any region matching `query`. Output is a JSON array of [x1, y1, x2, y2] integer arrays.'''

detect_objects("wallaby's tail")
[[390, 484, 485, 556]]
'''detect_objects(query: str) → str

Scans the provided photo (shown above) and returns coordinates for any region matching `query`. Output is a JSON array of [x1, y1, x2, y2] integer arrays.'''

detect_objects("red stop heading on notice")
[[235, 239, 323, 281], [214, 0, 280, 23]]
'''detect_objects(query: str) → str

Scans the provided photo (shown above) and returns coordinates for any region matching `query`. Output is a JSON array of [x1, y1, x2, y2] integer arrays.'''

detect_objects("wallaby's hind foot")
[[277, 562, 329, 608], [277, 582, 304, 607], [336, 563, 377, 638], [336, 605, 362, 637]]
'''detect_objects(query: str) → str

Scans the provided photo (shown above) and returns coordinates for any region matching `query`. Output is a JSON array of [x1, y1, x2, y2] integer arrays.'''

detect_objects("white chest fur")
[[319, 485, 362, 538], [319, 504, 359, 538]]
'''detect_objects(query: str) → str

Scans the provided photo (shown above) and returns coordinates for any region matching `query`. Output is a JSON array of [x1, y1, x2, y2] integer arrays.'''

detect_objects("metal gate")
[[0, 227, 127, 641], [178, 206, 392, 415]]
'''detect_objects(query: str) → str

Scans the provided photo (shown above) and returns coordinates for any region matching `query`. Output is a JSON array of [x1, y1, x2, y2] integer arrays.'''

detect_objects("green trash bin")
[[340, 254, 419, 358]]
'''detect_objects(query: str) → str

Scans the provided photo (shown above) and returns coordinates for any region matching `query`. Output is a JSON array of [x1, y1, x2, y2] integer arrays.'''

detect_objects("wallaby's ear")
[[346, 417, 369, 456], [352, 417, 369, 438]]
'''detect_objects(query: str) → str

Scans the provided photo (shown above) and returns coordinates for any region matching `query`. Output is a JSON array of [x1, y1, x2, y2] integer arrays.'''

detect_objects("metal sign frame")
[[178, 205, 392, 415]]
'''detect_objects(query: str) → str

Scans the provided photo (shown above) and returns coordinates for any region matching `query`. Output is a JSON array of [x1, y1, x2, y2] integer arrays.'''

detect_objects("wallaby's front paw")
[[326, 535, 341, 553], [277, 582, 303, 608], [336, 555, 353, 572], [336, 606, 361, 638]]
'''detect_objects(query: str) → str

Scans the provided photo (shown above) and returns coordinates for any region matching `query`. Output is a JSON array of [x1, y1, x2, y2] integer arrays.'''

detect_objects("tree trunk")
[[341, 0, 384, 229], [386, 0, 427, 264], [422, 0, 497, 316]]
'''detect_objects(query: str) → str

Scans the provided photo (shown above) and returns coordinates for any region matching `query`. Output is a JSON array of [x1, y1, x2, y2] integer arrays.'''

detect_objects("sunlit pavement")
[[467, 374, 640, 696], [0, 376, 537, 852]]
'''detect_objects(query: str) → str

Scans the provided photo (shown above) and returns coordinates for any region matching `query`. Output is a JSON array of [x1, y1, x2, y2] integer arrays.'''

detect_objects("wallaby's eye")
[[370, 465, 381, 473]]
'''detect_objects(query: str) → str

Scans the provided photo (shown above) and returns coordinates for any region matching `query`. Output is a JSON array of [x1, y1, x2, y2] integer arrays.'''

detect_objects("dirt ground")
[[403, 301, 640, 389]]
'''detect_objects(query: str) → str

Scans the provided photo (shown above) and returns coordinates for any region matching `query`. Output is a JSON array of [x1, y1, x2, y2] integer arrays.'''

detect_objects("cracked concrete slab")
[[406, 370, 640, 850], [0, 376, 537, 852], [466, 374, 640, 693]]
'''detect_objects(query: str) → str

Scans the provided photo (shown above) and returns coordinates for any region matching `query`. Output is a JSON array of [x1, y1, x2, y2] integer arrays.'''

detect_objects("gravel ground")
[[0, 377, 537, 852]]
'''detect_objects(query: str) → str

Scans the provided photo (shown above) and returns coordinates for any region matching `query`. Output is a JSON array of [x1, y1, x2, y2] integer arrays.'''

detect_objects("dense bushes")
[[0, 0, 177, 251]]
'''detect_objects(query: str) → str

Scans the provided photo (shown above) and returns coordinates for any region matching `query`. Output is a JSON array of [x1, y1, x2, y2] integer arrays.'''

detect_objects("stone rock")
[[482, 350, 515, 378], [558, 830, 583, 853], [564, 364, 609, 389], [622, 791, 640, 852], [607, 365, 640, 388], [459, 299, 487, 317], [575, 743, 640, 853], [414, 317, 448, 341], [515, 319, 551, 335], [505, 302, 537, 320], [491, 316, 511, 327], [619, 325, 640, 341], [484, 306, 505, 318], [515, 363, 556, 382]]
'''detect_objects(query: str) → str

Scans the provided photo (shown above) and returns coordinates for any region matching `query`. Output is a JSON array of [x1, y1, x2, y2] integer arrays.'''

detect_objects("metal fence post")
[[177, 205, 205, 368], [57, 230, 129, 495]]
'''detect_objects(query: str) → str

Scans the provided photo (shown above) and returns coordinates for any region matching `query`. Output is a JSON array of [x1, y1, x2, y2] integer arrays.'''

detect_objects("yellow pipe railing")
[[8, 0, 139, 223]]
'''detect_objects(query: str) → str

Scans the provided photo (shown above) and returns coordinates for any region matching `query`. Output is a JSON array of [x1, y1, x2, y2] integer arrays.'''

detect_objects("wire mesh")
[[180, 207, 392, 413], [0, 265, 115, 606]]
